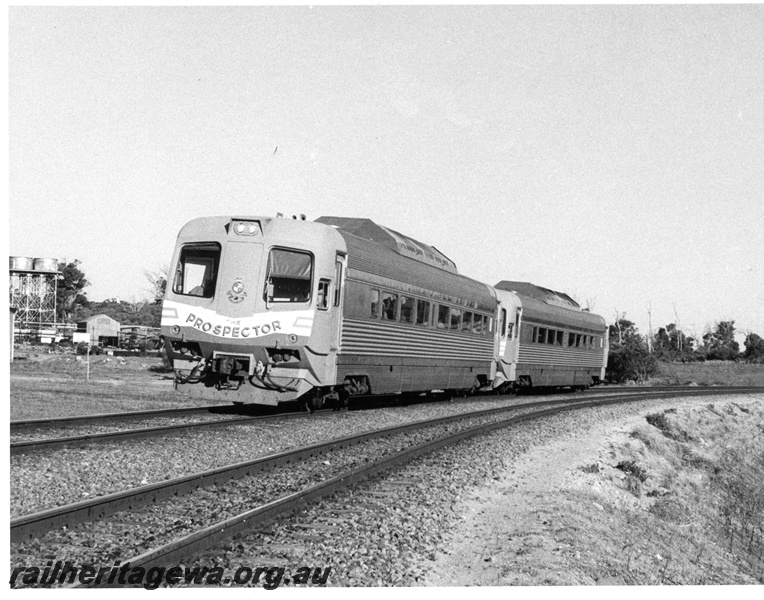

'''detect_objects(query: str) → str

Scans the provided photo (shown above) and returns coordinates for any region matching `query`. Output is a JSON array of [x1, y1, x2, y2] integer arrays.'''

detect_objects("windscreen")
[[172, 243, 220, 298], [265, 248, 313, 303]]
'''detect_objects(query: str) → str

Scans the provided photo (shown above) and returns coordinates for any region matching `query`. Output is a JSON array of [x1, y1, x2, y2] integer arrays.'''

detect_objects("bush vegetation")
[[607, 318, 764, 384]]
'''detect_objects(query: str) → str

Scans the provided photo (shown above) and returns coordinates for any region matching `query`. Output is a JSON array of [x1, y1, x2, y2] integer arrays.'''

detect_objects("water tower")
[[9, 257, 61, 341]]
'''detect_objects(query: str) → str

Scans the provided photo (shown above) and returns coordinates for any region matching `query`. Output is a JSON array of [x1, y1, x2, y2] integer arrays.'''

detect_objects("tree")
[[145, 267, 168, 304], [652, 323, 695, 361], [702, 320, 740, 361], [743, 332, 764, 363], [606, 317, 658, 383], [56, 260, 90, 322]]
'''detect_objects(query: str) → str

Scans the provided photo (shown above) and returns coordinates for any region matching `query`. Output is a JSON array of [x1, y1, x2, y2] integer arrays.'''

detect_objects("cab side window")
[[317, 279, 330, 310]]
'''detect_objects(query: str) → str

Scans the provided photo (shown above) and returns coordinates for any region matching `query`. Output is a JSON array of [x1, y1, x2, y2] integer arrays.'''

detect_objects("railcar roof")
[[315, 216, 458, 274], [495, 281, 579, 310], [496, 281, 606, 332]]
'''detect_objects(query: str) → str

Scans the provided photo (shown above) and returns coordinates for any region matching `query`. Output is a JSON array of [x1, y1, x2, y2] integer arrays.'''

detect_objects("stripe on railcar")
[[340, 318, 493, 361], [518, 344, 605, 368]]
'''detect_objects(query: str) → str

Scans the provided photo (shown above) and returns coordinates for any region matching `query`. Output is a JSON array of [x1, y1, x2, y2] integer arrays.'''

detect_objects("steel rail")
[[13, 387, 760, 544], [94, 387, 764, 579], [10, 405, 233, 431], [10, 411, 317, 456]]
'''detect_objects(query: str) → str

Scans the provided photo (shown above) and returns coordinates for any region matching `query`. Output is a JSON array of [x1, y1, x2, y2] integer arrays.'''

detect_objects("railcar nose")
[[212, 241, 265, 318]]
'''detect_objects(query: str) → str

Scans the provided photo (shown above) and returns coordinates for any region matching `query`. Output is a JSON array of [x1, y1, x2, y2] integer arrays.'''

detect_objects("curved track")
[[11, 387, 762, 576], [10, 385, 759, 456], [83, 386, 762, 585]]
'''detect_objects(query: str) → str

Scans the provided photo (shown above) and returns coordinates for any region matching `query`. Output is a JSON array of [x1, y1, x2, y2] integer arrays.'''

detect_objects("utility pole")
[[673, 302, 682, 354]]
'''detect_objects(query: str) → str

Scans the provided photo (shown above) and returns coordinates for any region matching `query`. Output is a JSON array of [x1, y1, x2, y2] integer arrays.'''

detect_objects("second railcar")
[[494, 281, 608, 390]]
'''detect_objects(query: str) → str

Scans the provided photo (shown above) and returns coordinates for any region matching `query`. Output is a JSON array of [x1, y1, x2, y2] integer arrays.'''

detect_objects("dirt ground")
[[8, 353, 226, 420], [425, 395, 764, 586]]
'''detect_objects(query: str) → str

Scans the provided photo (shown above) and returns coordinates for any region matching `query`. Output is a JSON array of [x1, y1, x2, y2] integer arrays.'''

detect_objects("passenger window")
[[462, 312, 473, 333], [317, 279, 330, 310], [265, 248, 312, 303], [473, 314, 483, 335], [437, 305, 449, 329], [450, 309, 461, 331], [538, 327, 547, 344], [556, 331, 564, 346], [400, 296, 415, 323], [416, 300, 431, 326], [381, 292, 398, 321], [173, 243, 220, 298], [568, 333, 575, 347], [547, 329, 556, 345], [370, 289, 380, 319]]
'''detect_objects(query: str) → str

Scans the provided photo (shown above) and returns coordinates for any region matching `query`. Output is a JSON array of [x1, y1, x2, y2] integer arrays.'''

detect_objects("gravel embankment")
[[10, 406, 547, 574], [183, 393, 764, 587], [11, 395, 549, 517]]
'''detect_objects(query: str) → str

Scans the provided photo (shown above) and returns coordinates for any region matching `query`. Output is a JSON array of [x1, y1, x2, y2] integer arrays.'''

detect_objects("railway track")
[[9, 385, 756, 455], [94, 388, 764, 579], [10, 410, 317, 455], [10, 386, 763, 588]]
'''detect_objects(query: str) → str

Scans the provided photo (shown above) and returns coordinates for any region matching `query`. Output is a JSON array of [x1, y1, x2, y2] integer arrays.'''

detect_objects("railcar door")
[[332, 254, 347, 354], [493, 289, 521, 386]]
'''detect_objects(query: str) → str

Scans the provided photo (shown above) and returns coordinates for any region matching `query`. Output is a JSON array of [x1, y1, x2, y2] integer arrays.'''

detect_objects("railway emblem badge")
[[227, 279, 247, 303]]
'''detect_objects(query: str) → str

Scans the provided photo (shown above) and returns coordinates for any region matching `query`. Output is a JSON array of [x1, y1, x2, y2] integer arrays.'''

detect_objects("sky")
[[7, 4, 764, 343]]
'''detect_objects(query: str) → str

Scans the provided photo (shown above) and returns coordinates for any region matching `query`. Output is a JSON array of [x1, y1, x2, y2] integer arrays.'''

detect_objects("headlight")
[[231, 220, 261, 236]]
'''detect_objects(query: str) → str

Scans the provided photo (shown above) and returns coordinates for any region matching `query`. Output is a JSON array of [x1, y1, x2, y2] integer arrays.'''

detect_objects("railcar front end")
[[160, 216, 347, 406]]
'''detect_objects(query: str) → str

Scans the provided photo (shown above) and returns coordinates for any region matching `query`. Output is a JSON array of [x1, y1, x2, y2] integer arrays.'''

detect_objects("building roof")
[[79, 313, 120, 324]]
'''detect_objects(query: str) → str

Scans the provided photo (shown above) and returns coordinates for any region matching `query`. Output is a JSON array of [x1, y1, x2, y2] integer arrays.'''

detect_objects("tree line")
[[55, 260, 166, 327], [607, 316, 764, 383]]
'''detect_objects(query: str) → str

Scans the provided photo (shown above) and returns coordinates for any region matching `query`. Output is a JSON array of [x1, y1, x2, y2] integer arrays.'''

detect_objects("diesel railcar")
[[493, 282, 608, 391], [161, 215, 499, 410]]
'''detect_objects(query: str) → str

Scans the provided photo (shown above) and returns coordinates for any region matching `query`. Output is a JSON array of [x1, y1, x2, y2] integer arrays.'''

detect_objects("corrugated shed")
[[77, 314, 121, 339]]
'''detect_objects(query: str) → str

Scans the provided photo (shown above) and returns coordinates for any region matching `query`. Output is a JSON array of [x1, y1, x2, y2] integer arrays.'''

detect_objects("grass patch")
[[9, 355, 225, 420], [609, 400, 764, 583], [653, 361, 764, 386]]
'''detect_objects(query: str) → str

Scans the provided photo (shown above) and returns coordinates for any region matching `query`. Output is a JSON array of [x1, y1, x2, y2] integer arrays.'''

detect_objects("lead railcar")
[[161, 216, 499, 409]]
